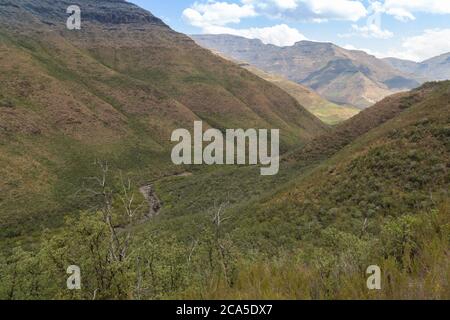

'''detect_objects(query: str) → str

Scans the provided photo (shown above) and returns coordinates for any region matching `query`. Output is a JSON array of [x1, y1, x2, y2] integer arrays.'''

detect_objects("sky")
[[129, 0, 450, 62]]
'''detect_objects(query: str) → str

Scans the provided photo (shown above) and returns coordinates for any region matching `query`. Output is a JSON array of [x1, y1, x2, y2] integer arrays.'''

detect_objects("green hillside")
[[139, 82, 449, 255], [0, 0, 327, 238], [2, 81, 447, 299], [0, 0, 448, 301], [146, 82, 450, 299], [235, 82, 449, 248]]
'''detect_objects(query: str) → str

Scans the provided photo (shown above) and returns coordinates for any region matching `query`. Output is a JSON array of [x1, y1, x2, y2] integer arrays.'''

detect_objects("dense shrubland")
[[1, 82, 449, 300], [0, 192, 448, 299]]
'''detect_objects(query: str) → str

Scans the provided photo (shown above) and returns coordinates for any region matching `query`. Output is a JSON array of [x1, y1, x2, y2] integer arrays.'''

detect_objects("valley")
[[0, 0, 448, 301]]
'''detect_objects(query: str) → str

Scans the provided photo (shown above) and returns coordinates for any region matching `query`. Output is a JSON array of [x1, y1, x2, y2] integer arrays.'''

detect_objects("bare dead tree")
[[208, 199, 235, 287], [360, 217, 368, 237], [81, 160, 144, 264], [188, 239, 199, 264]]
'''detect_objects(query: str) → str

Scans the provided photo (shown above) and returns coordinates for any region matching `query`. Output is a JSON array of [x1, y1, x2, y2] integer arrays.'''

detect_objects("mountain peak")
[[293, 40, 334, 47]]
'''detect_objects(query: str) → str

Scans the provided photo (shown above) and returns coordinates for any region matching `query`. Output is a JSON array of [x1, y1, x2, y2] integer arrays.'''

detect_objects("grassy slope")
[[0, 2, 327, 239], [138, 82, 449, 249], [240, 64, 360, 125], [130, 82, 449, 299], [0, 1, 448, 299], [232, 81, 449, 250]]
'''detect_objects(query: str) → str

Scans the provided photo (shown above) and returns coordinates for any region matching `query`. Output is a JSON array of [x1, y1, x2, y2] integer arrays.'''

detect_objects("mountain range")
[[384, 53, 450, 82], [192, 34, 426, 109], [143, 80, 450, 299], [0, 0, 327, 236], [210, 50, 360, 124], [241, 63, 360, 125], [0, 0, 448, 300]]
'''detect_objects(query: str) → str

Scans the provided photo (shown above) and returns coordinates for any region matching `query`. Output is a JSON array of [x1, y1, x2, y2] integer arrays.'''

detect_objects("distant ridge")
[[192, 34, 421, 109], [384, 53, 450, 82]]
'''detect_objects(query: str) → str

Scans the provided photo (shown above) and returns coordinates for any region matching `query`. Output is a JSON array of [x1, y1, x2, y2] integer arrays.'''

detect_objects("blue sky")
[[129, 0, 450, 62]]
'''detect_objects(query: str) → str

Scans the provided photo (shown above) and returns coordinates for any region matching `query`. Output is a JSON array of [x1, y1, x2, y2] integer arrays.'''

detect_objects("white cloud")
[[183, 1, 307, 46], [268, 0, 298, 10], [385, 29, 450, 62], [385, 7, 415, 22], [202, 24, 307, 46], [243, 0, 368, 22], [348, 23, 393, 39], [303, 0, 367, 21], [182, 2, 257, 28], [338, 1, 394, 39], [182, 1, 369, 46], [383, 0, 450, 21], [345, 29, 450, 62], [182, 0, 450, 57]]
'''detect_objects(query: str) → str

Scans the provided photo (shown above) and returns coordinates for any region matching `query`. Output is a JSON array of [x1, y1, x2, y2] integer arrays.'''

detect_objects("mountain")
[[210, 50, 360, 124], [130, 81, 450, 299], [191, 34, 421, 109], [142, 81, 449, 266], [240, 64, 360, 125], [383, 58, 422, 76], [215, 81, 449, 299], [384, 53, 450, 82], [1, 0, 449, 301], [236, 81, 450, 248], [0, 0, 327, 237]]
